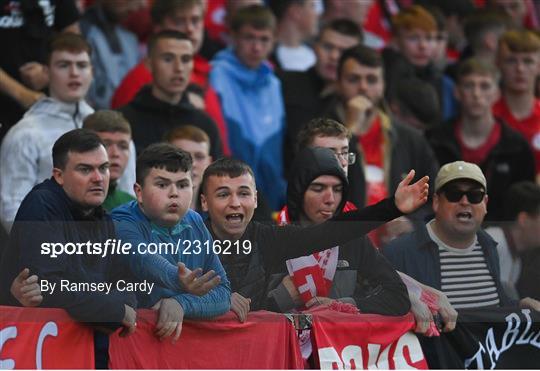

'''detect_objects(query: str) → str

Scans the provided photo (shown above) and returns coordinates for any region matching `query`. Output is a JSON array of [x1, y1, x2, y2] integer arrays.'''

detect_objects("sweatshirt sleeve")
[[347, 239, 410, 316], [113, 210, 231, 317], [0, 127, 40, 230], [15, 196, 132, 324], [113, 217, 186, 292], [260, 197, 402, 269], [173, 221, 231, 318]]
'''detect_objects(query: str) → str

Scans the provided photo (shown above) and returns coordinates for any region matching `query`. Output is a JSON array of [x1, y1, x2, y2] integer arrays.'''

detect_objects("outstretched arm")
[[261, 172, 430, 269], [394, 170, 429, 214]]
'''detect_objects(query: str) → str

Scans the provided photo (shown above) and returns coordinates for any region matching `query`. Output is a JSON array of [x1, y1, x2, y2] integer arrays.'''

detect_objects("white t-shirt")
[[276, 44, 316, 72]]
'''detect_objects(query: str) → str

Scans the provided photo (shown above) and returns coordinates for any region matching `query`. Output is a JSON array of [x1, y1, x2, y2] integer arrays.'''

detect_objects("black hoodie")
[[118, 85, 223, 159], [0, 178, 136, 324], [205, 149, 405, 311], [286, 147, 349, 221], [266, 147, 410, 316]]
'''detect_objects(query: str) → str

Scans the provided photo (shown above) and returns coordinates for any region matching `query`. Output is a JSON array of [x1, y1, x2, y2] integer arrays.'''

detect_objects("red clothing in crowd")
[[455, 119, 502, 166], [111, 55, 231, 155], [204, 0, 227, 46], [357, 116, 388, 207], [493, 98, 540, 175]]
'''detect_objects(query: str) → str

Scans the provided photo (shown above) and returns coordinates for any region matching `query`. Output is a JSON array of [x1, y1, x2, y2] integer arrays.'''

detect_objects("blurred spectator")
[[388, 77, 441, 132], [325, 45, 438, 216], [268, 0, 319, 72], [83, 110, 135, 211], [416, 0, 476, 60], [462, 10, 510, 66], [427, 59, 535, 220], [440, 7, 511, 81], [487, 0, 539, 29], [485, 182, 540, 300], [493, 30, 540, 182], [80, 0, 140, 109], [423, 5, 449, 73], [221, 0, 263, 46], [165, 125, 212, 212], [0, 33, 94, 231], [279, 19, 363, 175], [118, 30, 223, 160], [322, 0, 384, 49], [121, 0, 153, 45], [111, 0, 231, 155], [0, 0, 80, 140], [383, 5, 457, 121], [518, 247, 540, 301], [209, 5, 286, 210]]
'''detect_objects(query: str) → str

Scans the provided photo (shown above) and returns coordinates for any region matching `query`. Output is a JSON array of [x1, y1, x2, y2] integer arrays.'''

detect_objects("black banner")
[[424, 308, 540, 369]]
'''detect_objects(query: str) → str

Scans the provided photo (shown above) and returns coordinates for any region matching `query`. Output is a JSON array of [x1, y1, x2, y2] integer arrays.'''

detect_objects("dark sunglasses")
[[443, 189, 485, 204]]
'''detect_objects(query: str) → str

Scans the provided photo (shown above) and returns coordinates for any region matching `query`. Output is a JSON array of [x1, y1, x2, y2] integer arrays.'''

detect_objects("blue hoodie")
[[210, 48, 286, 209], [112, 201, 231, 318]]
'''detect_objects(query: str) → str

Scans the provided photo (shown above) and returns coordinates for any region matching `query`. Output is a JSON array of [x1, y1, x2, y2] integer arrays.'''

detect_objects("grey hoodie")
[[0, 97, 135, 230]]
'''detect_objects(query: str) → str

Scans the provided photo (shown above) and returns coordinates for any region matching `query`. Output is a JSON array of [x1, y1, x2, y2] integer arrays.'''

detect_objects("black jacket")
[[118, 85, 223, 159], [278, 67, 337, 175], [267, 147, 410, 315], [0, 179, 135, 324], [326, 104, 439, 219], [206, 191, 403, 311], [427, 120, 536, 221]]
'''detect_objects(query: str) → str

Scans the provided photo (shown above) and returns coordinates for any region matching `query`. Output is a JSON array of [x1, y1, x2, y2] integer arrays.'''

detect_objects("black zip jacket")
[[205, 149, 405, 311], [267, 147, 410, 315], [118, 85, 223, 159], [0, 179, 136, 325]]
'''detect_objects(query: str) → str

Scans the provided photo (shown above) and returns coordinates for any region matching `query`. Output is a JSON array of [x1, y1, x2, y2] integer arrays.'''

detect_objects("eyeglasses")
[[443, 189, 485, 204], [335, 151, 356, 165]]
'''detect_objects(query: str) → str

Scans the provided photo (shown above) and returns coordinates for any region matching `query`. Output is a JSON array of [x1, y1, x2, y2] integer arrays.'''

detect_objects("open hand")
[[177, 262, 221, 296], [394, 170, 429, 214]]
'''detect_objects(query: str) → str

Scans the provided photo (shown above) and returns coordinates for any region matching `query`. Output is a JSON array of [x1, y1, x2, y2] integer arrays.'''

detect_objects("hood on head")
[[286, 147, 349, 221]]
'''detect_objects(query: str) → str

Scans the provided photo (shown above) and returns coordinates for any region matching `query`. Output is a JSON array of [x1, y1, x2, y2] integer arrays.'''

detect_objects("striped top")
[[427, 221, 500, 309]]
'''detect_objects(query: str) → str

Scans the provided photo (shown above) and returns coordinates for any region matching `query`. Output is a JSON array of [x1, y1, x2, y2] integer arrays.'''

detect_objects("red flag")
[[108, 310, 304, 369], [309, 307, 428, 369], [0, 306, 94, 369]]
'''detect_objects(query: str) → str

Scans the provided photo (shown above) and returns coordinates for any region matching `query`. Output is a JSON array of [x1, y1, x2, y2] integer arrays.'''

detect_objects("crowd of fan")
[[0, 0, 539, 368]]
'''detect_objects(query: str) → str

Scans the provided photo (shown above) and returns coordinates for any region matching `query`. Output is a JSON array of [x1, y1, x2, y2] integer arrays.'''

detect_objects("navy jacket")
[[0, 178, 136, 324], [382, 223, 515, 307]]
